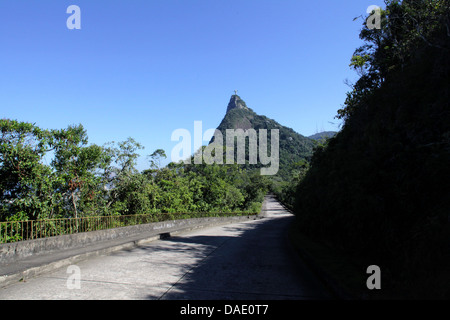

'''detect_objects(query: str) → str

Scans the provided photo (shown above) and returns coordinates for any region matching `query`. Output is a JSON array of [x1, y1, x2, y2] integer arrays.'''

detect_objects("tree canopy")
[[0, 120, 269, 222]]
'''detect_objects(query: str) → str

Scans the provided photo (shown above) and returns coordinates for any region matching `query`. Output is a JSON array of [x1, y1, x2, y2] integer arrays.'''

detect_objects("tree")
[[338, 0, 450, 121], [51, 124, 106, 218], [0, 119, 57, 220], [101, 138, 145, 215], [148, 149, 167, 170]]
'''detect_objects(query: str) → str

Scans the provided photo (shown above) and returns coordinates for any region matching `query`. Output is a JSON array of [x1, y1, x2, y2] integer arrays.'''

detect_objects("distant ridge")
[[308, 131, 337, 140]]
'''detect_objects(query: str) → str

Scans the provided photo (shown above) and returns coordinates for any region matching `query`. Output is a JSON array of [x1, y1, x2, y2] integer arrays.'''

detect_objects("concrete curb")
[[0, 215, 259, 289]]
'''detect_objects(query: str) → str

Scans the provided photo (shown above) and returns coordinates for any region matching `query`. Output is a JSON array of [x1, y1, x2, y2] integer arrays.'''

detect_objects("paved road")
[[0, 196, 331, 300]]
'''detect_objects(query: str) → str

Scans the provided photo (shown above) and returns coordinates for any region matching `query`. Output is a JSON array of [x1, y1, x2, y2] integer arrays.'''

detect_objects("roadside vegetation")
[[279, 0, 450, 299], [0, 121, 269, 224]]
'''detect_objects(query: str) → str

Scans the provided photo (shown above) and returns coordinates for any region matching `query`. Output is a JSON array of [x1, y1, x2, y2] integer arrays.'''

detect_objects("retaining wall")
[[0, 215, 256, 264]]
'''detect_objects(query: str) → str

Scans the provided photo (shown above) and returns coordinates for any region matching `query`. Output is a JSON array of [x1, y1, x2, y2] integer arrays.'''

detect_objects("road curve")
[[0, 196, 331, 300]]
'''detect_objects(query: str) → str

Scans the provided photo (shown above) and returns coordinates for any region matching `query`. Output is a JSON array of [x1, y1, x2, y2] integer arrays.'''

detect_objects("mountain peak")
[[226, 94, 249, 113], [213, 93, 316, 178]]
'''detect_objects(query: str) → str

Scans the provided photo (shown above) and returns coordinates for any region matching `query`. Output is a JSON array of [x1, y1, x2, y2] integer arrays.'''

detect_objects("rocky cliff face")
[[226, 94, 249, 113]]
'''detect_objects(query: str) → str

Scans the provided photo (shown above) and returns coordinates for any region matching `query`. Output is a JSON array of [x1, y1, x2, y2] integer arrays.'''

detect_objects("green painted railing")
[[0, 212, 256, 244]]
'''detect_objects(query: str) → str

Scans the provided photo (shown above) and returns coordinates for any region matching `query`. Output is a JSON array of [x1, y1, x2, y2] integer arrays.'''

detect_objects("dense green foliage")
[[0, 120, 269, 222], [290, 0, 450, 298]]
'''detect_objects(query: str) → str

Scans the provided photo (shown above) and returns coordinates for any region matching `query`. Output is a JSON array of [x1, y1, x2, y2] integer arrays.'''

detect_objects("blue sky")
[[0, 0, 383, 170]]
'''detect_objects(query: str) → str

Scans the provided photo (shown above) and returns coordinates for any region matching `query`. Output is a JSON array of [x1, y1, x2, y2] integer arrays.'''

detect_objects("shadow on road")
[[145, 214, 332, 300]]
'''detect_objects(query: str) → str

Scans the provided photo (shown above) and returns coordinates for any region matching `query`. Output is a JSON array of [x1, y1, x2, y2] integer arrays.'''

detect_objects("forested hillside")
[[290, 0, 450, 298]]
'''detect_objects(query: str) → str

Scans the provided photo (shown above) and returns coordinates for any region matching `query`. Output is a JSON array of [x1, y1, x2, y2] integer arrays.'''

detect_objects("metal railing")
[[0, 212, 255, 244]]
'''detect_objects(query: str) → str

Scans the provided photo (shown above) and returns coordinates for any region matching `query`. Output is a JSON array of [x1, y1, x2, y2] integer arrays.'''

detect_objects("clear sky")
[[0, 0, 383, 170]]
